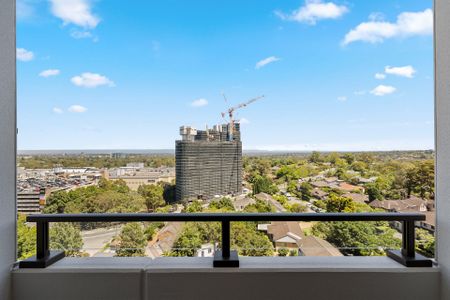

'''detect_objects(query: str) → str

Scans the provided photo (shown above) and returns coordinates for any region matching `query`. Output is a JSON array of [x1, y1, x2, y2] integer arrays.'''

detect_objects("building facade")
[[17, 187, 46, 215], [175, 123, 242, 201]]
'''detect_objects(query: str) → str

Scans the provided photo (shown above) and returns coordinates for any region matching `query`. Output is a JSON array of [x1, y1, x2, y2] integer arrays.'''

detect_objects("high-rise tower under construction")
[[175, 123, 242, 201]]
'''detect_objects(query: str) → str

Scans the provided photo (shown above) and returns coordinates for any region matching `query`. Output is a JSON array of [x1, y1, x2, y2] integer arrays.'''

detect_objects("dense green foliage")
[[209, 198, 235, 211], [44, 179, 146, 215], [243, 199, 275, 213], [416, 229, 435, 258], [183, 200, 203, 213], [17, 214, 36, 260], [251, 175, 278, 195], [116, 223, 147, 257], [312, 221, 401, 256], [312, 198, 401, 256], [50, 223, 84, 256], [325, 194, 355, 213], [18, 215, 84, 259], [169, 221, 274, 257], [137, 184, 166, 212], [18, 154, 175, 169]]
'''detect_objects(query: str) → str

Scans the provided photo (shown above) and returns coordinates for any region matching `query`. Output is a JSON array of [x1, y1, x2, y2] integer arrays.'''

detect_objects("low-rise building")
[[261, 221, 342, 256], [233, 195, 256, 211], [342, 192, 369, 204], [17, 188, 46, 215]]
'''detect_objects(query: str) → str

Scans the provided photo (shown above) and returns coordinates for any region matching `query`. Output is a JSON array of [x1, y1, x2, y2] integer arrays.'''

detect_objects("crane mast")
[[221, 95, 264, 141]]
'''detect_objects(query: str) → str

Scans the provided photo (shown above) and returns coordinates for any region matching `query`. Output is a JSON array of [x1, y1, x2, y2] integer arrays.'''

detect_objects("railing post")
[[213, 219, 239, 267], [221, 220, 230, 258], [36, 221, 50, 259], [386, 219, 431, 267], [19, 221, 65, 268], [402, 220, 415, 258]]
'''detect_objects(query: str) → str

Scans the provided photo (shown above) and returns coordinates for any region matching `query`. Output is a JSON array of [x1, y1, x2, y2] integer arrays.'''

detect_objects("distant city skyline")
[[17, 0, 433, 151]]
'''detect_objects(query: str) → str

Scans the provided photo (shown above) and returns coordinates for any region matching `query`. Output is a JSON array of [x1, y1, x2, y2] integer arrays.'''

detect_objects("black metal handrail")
[[20, 212, 432, 268]]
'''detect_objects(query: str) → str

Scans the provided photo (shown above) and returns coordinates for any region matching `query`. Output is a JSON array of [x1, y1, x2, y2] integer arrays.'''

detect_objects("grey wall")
[[0, 0, 16, 299], [435, 0, 450, 299], [12, 257, 441, 300]]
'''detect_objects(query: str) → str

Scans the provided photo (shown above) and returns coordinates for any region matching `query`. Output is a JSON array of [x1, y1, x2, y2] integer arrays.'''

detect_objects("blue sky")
[[16, 0, 434, 151]]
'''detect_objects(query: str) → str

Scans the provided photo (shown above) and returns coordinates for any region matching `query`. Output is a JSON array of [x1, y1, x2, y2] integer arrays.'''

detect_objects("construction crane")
[[221, 95, 264, 140]]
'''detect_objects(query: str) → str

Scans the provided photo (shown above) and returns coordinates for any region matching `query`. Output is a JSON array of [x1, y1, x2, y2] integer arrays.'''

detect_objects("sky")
[[16, 0, 434, 151]]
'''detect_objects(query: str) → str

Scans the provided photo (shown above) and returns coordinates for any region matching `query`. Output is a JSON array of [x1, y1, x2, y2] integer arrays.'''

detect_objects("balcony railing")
[[19, 212, 432, 268]]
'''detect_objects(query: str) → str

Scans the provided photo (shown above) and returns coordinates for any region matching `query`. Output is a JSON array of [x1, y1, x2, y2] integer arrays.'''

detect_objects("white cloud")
[[52, 107, 63, 114], [385, 65, 416, 78], [255, 56, 281, 69], [276, 0, 349, 25], [337, 96, 347, 101], [191, 98, 208, 107], [375, 73, 386, 80], [39, 69, 60, 77], [50, 0, 100, 28], [71, 72, 115, 88], [370, 85, 396, 96], [17, 48, 34, 61], [342, 9, 432, 45], [68, 105, 87, 113]]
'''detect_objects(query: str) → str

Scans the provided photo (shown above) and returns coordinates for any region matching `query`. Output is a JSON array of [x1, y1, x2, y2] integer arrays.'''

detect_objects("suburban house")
[[369, 197, 435, 233], [232, 195, 256, 211], [260, 221, 342, 257], [342, 192, 369, 204]]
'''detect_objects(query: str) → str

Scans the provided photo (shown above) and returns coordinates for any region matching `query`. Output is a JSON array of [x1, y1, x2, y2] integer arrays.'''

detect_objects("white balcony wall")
[[0, 0, 16, 299], [435, 0, 450, 298]]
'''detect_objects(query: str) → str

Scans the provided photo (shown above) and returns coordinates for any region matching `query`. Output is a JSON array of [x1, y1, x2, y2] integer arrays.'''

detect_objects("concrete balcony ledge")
[[11, 256, 440, 300]]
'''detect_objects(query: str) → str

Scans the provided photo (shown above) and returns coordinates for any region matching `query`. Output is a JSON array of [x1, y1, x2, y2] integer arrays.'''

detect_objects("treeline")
[[18, 155, 175, 169], [244, 151, 435, 201]]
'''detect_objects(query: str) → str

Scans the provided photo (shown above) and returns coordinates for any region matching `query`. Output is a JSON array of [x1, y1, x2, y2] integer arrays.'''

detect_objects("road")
[[81, 226, 122, 257]]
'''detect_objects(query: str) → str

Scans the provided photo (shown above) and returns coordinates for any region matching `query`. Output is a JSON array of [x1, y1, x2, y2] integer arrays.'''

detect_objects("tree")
[[299, 182, 313, 201], [366, 183, 383, 202], [138, 184, 165, 212], [17, 214, 36, 260], [351, 161, 367, 173], [312, 221, 400, 256], [325, 194, 355, 213], [209, 198, 235, 211], [343, 153, 355, 165], [116, 223, 147, 257], [252, 175, 278, 195], [170, 224, 204, 257], [50, 222, 84, 256], [309, 151, 321, 163], [160, 182, 176, 203], [184, 200, 203, 213], [244, 199, 274, 213], [231, 222, 274, 256], [405, 161, 435, 199], [44, 191, 70, 213], [144, 222, 165, 241], [289, 203, 307, 213]]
